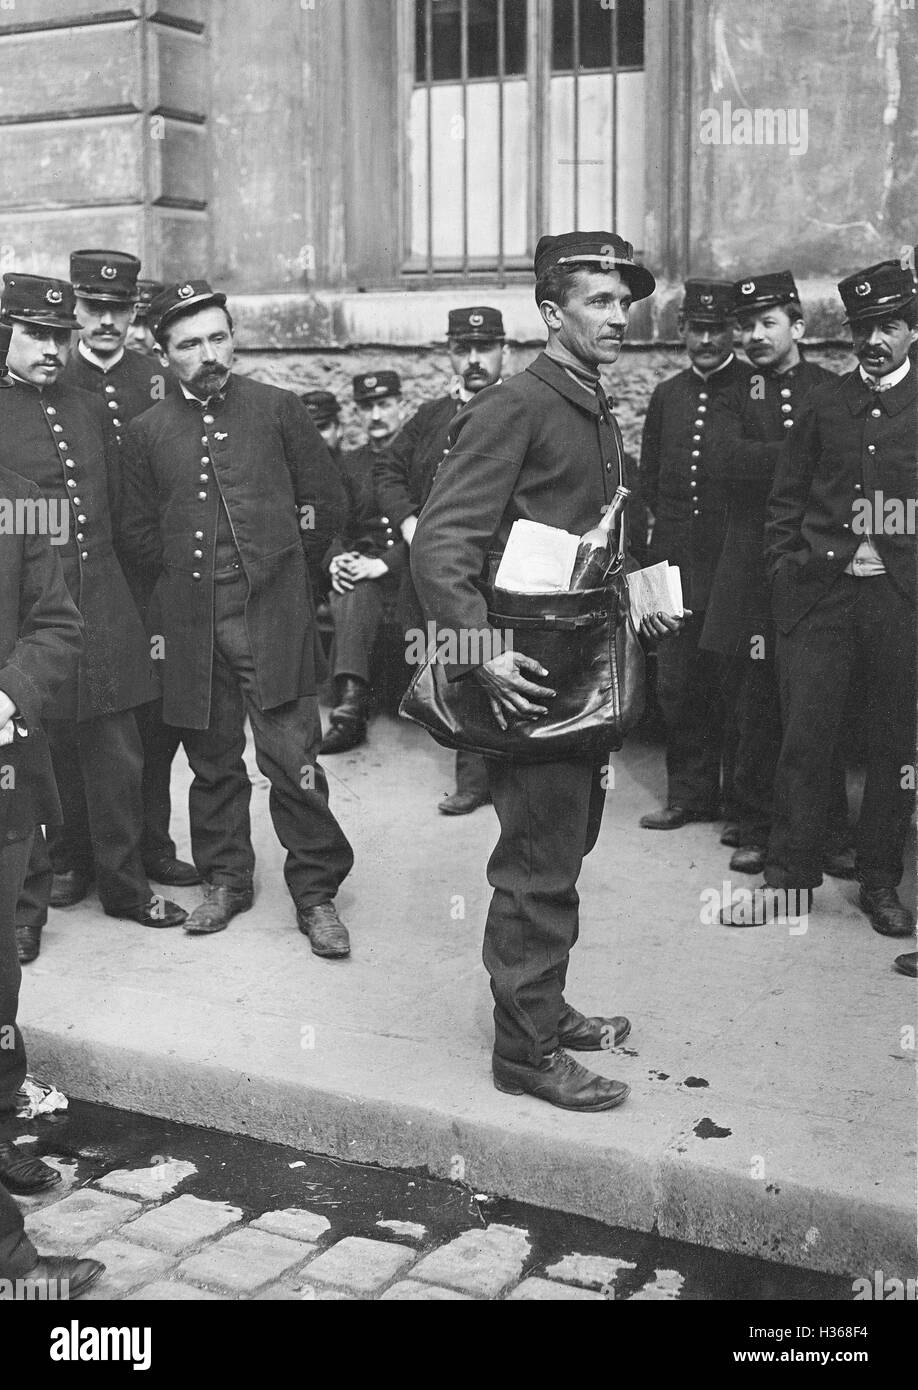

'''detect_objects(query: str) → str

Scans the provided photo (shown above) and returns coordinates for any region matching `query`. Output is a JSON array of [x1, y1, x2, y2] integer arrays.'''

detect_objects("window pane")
[[468, 0, 499, 78], [552, 0, 573, 71], [578, 0, 613, 70], [503, 0, 527, 76], [617, 0, 644, 67]]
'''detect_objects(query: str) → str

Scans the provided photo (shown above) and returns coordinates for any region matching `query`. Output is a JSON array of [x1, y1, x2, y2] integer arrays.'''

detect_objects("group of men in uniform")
[[0, 228, 915, 1294]]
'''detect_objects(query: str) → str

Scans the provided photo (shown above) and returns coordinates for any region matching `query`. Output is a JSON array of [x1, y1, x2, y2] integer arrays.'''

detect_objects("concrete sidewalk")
[[19, 714, 917, 1281]]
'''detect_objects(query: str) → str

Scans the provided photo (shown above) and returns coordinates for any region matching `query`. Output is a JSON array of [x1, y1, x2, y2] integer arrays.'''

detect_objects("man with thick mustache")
[[411, 233, 681, 1111], [0, 273, 186, 959], [59, 249, 195, 895], [374, 307, 507, 815], [722, 260, 917, 936], [120, 281, 354, 954]]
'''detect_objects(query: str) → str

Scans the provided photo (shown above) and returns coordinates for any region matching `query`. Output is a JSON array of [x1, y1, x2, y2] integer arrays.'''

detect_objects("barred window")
[[406, 0, 646, 279]]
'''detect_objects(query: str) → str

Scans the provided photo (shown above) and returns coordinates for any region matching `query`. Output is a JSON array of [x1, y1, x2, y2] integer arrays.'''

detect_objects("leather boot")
[[492, 1050, 630, 1111], [320, 676, 369, 754], [16, 924, 41, 965]]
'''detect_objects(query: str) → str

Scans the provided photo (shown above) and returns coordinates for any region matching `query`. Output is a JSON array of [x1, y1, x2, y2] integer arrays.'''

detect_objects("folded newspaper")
[[494, 519, 581, 592], [625, 561, 684, 622]]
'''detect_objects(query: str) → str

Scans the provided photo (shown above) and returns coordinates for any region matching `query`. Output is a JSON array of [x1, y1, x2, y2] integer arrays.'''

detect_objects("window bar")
[[461, 0, 470, 278], [611, 0, 618, 231], [425, 0, 434, 283], [572, 0, 580, 229], [497, 0, 506, 286]]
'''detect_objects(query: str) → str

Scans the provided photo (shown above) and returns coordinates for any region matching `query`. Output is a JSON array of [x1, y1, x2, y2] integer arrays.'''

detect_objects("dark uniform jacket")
[[637, 355, 753, 612], [120, 373, 347, 730], [0, 380, 155, 720], [373, 394, 462, 529], [700, 357, 837, 654], [60, 346, 176, 452], [766, 365, 917, 632], [411, 352, 637, 680], [0, 466, 84, 842], [323, 444, 408, 575]]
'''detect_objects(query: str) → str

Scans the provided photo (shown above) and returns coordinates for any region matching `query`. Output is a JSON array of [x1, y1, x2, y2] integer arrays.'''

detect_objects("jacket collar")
[[526, 352, 600, 416], [842, 362, 916, 417]]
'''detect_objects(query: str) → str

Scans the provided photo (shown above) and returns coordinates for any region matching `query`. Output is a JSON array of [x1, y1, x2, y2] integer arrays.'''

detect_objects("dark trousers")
[[33, 712, 149, 912], [655, 609, 726, 812], [765, 575, 916, 891], [135, 699, 184, 865], [455, 748, 488, 797], [329, 574, 399, 685], [483, 756, 606, 1065], [719, 641, 785, 840], [0, 834, 38, 1279], [179, 576, 354, 906]]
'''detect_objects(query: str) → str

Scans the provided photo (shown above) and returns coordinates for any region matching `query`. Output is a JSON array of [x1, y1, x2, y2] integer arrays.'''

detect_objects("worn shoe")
[[16, 924, 41, 965], [858, 886, 916, 939], [438, 789, 491, 815], [639, 805, 716, 830], [719, 884, 813, 927], [297, 901, 350, 957], [894, 952, 917, 978], [2, 1256, 105, 1300], [822, 847, 857, 880], [492, 1049, 630, 1111], [557, 1005, 631, 1052], [49, 869, 92, 908], [719, 823, 746, 847], [143, 855, 201, 887], [320, 717, 366, 755], [0, 1141, 62, 1195], [729, 844, 766, 875], [184, 883, 253, 935], [110, 896, 187, 929]]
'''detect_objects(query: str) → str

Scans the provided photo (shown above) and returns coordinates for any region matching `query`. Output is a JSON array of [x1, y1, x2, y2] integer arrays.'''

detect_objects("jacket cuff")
[[0, 670, 33, 728]]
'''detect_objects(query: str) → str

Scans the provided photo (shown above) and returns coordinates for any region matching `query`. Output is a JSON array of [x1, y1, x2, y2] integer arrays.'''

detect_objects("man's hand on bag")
[[474, 651, 556, 731], [639, 608, 692, 641]]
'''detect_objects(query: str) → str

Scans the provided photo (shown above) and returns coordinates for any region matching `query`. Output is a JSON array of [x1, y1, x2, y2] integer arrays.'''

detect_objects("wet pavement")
[[14, 1099, 855, 1301]]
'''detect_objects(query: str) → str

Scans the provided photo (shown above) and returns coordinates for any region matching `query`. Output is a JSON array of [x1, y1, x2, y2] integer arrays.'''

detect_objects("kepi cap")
[[301, 389, 341, 426], [838, 260, 917, 325], [133, 279, 166, 322], [681, 278, 735, 323], [534, 231, 656, 301], [353, 370, 401, 403], [70, 249, 140, 303], [1, 272, 78, 330], [447, 306, 505, 341], [733, 270, 800, 315], [150, 279, 228, 341]]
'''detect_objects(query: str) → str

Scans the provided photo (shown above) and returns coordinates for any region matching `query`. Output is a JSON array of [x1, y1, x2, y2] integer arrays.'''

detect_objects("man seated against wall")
[[319, 372, 408, 753]]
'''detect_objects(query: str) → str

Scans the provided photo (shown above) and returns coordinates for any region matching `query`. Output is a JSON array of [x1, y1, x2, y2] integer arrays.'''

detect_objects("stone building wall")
[[234, 344, 856, 458]]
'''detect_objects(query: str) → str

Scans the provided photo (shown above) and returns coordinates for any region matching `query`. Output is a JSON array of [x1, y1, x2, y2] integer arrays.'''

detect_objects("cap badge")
[[700, 292, 713, 307], [45, 288, 63, 305], [469, 312, 484, 327], [854, 281, 870, 297], [178, 284, 194, 299], [101, 265, 117, 280], [740, 281, 755, 295], [599, 243, 620, 270], [364, 375, 377, 389]]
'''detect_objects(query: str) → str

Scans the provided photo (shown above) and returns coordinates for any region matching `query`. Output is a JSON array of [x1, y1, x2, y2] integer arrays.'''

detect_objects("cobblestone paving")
[[11, 1101, 851, 1302]]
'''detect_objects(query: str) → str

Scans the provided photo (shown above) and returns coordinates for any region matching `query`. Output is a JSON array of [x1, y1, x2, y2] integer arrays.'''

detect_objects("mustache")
[[857, 345, 889, 358]]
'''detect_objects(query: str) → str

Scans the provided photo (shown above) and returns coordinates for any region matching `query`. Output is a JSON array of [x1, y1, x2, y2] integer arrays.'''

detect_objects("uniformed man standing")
[[120, 281, 355, 955], [59, 249, 197, 892], [320, 371, 408, 753], [374, 308, 507, 815], [722, 260, 917, 934], [411, 233, 682, 1110], [701, 272, 848, 876], [638, 280, 752, 829], [0, 273, 186, 958]]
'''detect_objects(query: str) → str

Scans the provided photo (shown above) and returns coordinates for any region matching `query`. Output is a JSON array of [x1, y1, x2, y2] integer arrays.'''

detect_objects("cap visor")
[[3, 310, 78, 330]]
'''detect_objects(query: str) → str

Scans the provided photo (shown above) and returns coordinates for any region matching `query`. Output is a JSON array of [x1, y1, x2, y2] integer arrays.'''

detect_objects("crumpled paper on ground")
[[15, 1075, 69, 1120]]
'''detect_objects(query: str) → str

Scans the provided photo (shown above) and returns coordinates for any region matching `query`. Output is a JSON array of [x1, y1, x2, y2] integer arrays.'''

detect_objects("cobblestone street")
[[14, 1102, 850, 1302]]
